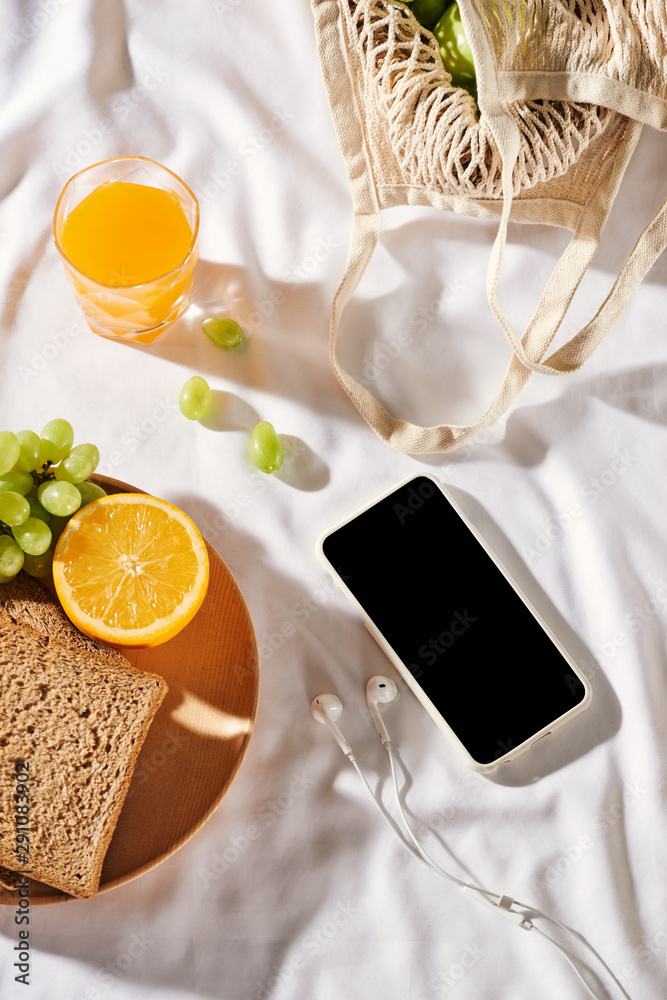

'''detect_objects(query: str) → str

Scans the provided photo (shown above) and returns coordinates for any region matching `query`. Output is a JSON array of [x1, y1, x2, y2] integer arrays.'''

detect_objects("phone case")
[[316, 472, 592, 774]]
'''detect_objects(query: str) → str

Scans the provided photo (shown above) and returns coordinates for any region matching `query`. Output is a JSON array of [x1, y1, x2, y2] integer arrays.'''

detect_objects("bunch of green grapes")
[[0, 418, 105, 583]]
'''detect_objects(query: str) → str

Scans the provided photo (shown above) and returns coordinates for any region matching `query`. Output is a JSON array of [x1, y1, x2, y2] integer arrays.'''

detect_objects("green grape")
[[202, 316, 244, 349], [15, 430, 43, 473], [40, 418, 74, 464], [0, 470, 33, 495], [76, 481, 107, 507], [22, 548, 53, 579], [0, 431, 20, 476], [179, 376, 212, 421], [54, 451, 94, 484], [71, 443, 99, 471], [37, 480, 81, 517], [48, 514, 71, 545], [0, 535, 24, 578], [0, 491, 31, 526], [249, 421, 283, 474], [12, 517, 52, 556], [26, 497, 51, 524]]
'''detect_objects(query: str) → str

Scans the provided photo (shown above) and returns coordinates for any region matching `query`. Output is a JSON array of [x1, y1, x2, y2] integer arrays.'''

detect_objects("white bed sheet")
[[1, 1, 667, 998]]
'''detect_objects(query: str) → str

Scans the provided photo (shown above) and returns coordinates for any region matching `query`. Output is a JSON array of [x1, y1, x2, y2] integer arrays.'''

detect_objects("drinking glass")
[[53, 156, 199, 344]]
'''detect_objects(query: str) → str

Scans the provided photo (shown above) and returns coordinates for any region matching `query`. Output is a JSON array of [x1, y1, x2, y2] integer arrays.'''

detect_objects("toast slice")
[[0, 619, 168, 899], [0, 864, 22, 890], [0, 572, 129, 667]]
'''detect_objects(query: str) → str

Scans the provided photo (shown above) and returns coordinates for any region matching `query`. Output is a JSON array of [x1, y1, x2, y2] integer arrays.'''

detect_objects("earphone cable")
[[346, 753, 458, 878], [529, 923, 624, 1000], [350, 746, 505, 900], [313, 686, 631, 1000], [382, 745, 632, 1000], [513, 900, 632, 1000], [385, 746, 496, 894]]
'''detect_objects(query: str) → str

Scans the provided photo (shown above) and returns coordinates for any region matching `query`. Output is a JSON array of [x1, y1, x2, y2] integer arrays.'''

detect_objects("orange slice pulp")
[[53, 493, 209, 647]]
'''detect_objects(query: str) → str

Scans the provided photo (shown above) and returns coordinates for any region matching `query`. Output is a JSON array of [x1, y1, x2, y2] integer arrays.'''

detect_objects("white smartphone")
[[317, 473, 592, 773]]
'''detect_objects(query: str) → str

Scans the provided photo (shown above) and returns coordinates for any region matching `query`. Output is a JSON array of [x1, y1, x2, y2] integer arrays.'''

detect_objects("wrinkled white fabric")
[[0, 1, 666, 999]]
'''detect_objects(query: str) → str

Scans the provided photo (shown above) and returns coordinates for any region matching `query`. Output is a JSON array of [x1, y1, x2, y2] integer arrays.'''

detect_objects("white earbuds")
[[310, 693, 354, 757], [309, 675, 626, 1000], [311, 677, 398, 756], [366, 675, 398, 745]]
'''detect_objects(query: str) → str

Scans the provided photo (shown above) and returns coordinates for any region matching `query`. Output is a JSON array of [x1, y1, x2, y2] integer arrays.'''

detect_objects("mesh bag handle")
[[314, 0, 664, 453], [463, 1, 667, 377], [329, 209, 533, 453]]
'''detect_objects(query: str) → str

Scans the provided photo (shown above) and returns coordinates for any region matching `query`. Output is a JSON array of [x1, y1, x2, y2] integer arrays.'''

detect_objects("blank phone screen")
[[321, 476, 587, 765]]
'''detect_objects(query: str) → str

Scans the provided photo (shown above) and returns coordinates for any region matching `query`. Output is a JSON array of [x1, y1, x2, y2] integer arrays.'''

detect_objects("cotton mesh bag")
[[484, 0, 667, 126], [311, 0, 667, 453]]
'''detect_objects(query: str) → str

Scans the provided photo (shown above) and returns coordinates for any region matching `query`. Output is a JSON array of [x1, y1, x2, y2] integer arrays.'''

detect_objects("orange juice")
[[60, 181, 193, 286], [53, 157, 199, 344]]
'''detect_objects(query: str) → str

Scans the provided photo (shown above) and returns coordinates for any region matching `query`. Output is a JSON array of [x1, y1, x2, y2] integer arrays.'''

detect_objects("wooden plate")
[[0, 475, 259, 905]]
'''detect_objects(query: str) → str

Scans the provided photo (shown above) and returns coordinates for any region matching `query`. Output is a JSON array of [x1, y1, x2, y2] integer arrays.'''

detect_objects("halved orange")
[[53, 493, 209, 647]]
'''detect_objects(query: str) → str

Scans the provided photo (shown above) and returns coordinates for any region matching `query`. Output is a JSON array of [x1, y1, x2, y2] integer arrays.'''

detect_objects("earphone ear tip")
[[311, 694, 343, 723], [366, 675, 398, 703]]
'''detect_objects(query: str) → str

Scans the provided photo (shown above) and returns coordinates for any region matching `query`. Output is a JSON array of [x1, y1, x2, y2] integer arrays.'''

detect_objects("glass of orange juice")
[[53, 156, 199, 344]]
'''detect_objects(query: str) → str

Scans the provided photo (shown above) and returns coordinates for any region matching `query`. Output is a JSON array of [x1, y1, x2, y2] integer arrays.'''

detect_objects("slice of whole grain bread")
[[0, 572, 128, 667], [0, 864, 23, 890], [0, 619, 168, 899]]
